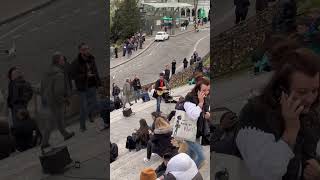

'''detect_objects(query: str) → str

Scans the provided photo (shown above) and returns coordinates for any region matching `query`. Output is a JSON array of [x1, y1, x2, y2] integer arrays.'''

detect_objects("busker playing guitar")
[[153, 73, 169, 113]]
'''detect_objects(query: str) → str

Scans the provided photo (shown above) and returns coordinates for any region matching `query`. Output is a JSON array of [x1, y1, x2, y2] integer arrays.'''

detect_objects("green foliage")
[[111, 0, 141, 43], [298, 0, 320, 14]]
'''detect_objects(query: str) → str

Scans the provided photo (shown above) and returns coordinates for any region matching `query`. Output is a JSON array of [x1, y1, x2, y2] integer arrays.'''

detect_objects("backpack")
[[110, 143, 118, 163], [125, 136, 136, 150], [114, 96, 122, 109], [211, 107, 241, 157], [112, 86, 120, 96], [18, 81, 33, 104]]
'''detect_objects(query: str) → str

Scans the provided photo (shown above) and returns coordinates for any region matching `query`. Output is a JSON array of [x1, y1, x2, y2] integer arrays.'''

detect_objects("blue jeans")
[[156, 96, 162, 112], [79, 87, 97, 129], [134, 90, 141, 101], [99, 100, 109, 126], [186, 141, 205, 168]]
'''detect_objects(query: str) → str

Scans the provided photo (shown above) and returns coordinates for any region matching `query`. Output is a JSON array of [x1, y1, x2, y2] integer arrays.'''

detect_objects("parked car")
[[155, 31, 169, 41]]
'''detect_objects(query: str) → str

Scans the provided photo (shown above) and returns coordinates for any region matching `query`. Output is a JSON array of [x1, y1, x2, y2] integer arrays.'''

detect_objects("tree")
[[111, 0, 141, 43]]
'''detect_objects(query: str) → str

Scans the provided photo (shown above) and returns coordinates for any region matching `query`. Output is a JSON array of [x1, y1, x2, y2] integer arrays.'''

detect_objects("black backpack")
[[114, 96, 122, 109], [211, 107, 241, 157], [110, 143, 118, 163], [125, 136, 136, 150]]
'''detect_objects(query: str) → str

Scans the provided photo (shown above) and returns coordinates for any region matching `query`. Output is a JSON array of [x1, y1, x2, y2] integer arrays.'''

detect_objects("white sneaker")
[[143, 157, 150, 163], [151, 153, 159, 158]]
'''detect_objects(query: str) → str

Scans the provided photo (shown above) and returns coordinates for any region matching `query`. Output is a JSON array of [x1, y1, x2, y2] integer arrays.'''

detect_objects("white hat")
[[165, 153, 198, 180]]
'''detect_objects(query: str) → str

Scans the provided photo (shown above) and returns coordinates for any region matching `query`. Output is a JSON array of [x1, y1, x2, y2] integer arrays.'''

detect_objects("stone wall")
[[211, 4, 279, 77]]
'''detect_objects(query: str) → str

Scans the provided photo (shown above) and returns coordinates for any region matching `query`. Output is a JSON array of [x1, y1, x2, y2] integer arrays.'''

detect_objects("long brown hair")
[[138, 119, 149, 133], [137, 119, 150, 142], [260, 48, 320, 108], [190, 77, 210, 96]]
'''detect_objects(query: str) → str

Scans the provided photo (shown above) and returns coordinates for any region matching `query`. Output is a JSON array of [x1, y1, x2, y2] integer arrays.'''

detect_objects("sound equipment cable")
[[62, 152, 107, 180], [40, 152, 107, 180]]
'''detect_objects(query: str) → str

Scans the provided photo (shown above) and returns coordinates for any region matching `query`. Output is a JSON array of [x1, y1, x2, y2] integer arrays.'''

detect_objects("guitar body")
[[153, 87, 168, 98]]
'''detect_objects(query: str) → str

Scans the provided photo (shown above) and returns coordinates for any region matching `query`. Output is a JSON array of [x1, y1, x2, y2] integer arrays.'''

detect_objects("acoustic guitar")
[[156, 86, 169, 96]]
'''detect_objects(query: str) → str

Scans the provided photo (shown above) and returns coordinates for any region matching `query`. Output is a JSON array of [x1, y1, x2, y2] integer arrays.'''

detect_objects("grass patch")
[[298, 0, 320, 14], [204, 56, 210, 67]]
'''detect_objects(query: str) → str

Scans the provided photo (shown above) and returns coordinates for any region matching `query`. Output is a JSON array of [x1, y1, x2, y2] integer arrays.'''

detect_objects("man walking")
[[164, 65, 171, 82], [123, 44, 127, 57], [41, 52, 75, 148], [132, 75, 142, 103], [71, 43, 101, 132], [183, 58, 188, 69], [114, 45, 118, 58], [122, 78, 133, 109], [234, 0, 250, 24], [171, 60, 176, 75], [7, 67, 33, 130]]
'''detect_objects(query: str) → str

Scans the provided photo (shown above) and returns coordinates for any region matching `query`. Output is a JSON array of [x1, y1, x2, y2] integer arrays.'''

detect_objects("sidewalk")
[[110, 84, 210, 180], [0, 115, 107, 180], [110, 23, 210, 69], [0, 0, 58, 26]]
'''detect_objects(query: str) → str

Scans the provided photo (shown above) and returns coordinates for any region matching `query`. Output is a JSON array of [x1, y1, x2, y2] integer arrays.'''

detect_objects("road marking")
[[47, 21, 55, 25], [0, 19, 33, 40], [73, 9, 81, 13], [12, 34, 22, 39], [88, 10, 98, 16], [59, 15, 68, 19], [29, 27, 40, 32], [177, 33, 210, 71]]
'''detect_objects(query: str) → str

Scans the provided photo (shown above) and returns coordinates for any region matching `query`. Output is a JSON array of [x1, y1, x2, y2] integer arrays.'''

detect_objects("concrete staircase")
[[110, 146, 210, 180], [110, 84, 210, 180]]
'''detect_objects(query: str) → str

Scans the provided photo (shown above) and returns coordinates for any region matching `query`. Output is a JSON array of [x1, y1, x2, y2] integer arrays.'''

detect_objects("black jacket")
[[256, 0, 269, 11], [71, 54, 101, 91], [7, 77, 33, 109], [132, 78, 142, 91], [151, 128, 175, 157], [234, 0, 250, 8], [239, 97, 320, 180], [171, 62, 176, 69], [164, 69, 170, 81], [112, 86, 120, 96], [185, 93, 210, 139], [154, 79, 168, 98]]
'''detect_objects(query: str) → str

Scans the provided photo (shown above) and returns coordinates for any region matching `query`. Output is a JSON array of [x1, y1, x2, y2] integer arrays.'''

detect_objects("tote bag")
[[171, 110, 197, 142]]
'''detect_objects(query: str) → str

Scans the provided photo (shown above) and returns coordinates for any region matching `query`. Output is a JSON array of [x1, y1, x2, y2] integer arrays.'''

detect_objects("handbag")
[[171, 110, 197, 142]]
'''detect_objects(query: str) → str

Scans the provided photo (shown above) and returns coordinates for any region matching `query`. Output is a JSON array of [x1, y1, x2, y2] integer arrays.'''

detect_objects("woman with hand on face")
[[183, 77, 210, 169], [236, 48, 320, 180]]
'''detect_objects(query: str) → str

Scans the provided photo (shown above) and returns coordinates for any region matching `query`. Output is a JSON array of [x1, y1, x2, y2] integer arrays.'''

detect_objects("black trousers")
[[235, 8, 248, 24], [147, 140, 153, 159]]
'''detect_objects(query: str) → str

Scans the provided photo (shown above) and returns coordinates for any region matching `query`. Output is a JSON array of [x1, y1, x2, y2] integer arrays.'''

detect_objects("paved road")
[[110, 28, 210, 87], [212, 0, 256, 36], [0, 0, 107, 90]]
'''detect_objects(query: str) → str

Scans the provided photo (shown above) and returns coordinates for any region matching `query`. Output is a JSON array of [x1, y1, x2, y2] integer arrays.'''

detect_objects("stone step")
[[111, 146, 210, 180], [111, 149, 163, 180]]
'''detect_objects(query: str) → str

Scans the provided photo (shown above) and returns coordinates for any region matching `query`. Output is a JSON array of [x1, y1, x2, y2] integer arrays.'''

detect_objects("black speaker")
[[122, 108, 132, 117], [39, 146, 72, 174]]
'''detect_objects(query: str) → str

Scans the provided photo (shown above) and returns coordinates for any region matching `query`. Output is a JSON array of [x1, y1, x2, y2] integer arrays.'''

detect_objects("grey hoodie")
[[41, 64, 71, 107]]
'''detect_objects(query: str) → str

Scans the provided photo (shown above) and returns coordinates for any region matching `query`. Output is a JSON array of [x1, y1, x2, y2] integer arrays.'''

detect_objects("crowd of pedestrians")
[[112, 32, 146, 59]]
